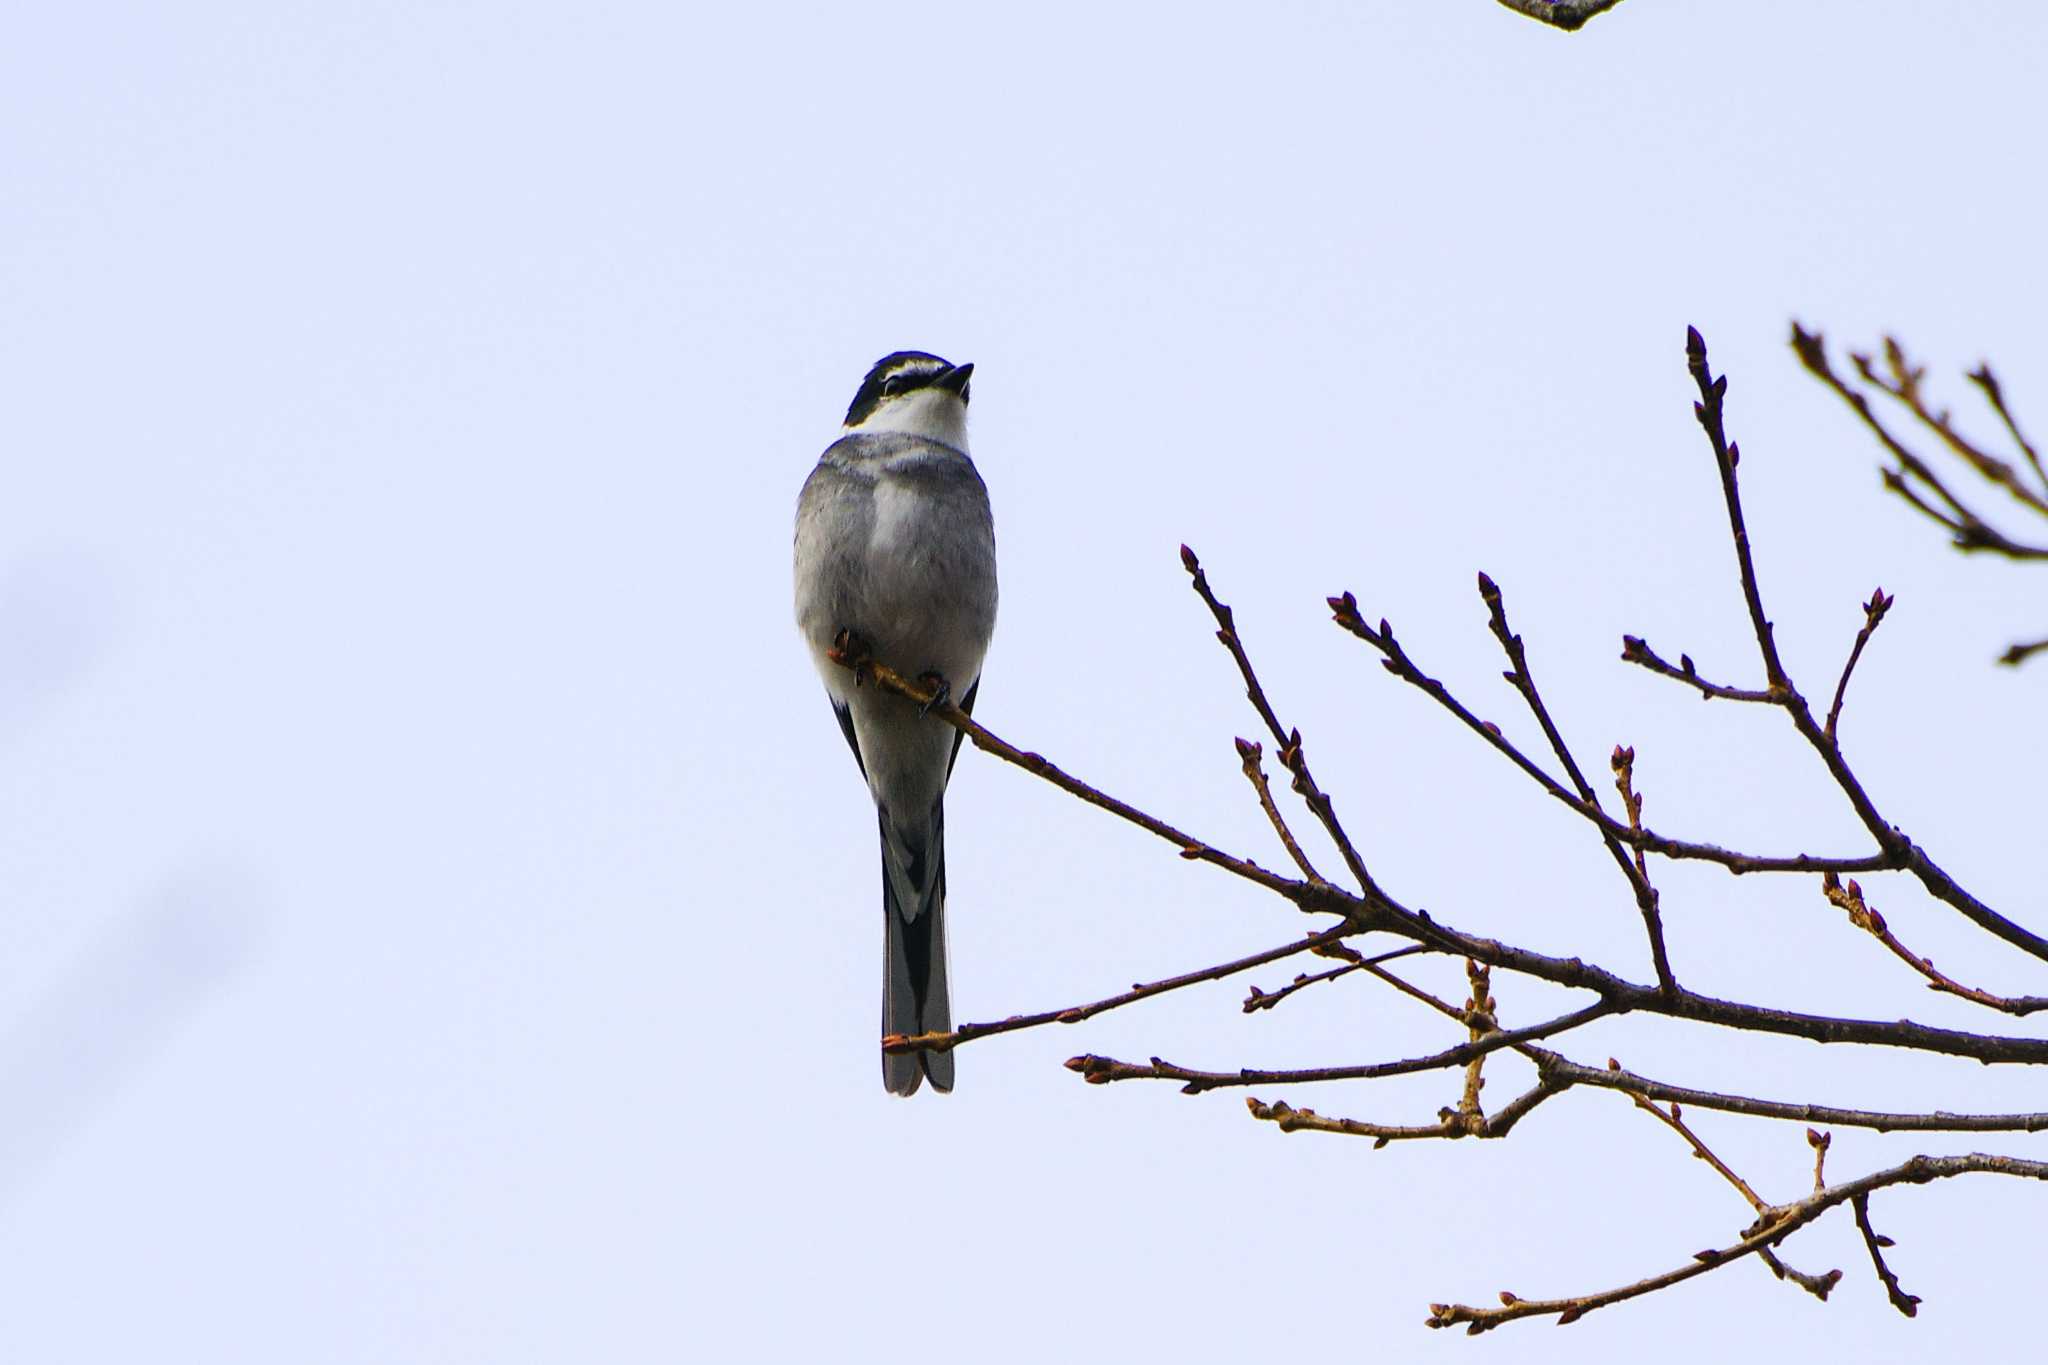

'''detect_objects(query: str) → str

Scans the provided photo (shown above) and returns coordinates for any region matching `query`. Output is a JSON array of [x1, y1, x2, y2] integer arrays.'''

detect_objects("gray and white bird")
[[794, 351, 998, 1095]]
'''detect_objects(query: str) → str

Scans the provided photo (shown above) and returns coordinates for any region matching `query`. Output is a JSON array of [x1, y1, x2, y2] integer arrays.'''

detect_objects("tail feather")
[[880, 805, 952, 1096]]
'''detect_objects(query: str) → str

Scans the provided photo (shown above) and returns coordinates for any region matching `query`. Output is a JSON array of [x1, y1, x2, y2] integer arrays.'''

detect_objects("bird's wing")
[[832, 698, 867, 780], [946, 677, 979, 778]]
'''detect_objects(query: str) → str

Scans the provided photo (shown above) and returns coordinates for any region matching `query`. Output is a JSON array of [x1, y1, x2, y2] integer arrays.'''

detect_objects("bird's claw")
[[916, 671, 953, 716], [830, 628, 876, 686]]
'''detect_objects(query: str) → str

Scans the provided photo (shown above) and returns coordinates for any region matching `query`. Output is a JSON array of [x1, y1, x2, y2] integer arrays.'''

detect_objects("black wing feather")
[[832, 699, 867, 780], [947, 677, 980, 778]]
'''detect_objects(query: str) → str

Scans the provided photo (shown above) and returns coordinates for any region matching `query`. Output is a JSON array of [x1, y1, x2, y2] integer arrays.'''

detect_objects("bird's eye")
[[881, 375, 908, 396]]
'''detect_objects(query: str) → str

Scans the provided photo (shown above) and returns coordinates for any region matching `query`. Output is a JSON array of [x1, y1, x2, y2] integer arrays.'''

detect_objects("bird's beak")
[[933, 362, 974, 395]]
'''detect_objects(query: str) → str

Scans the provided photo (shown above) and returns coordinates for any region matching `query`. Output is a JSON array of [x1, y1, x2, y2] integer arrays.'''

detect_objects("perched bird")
[[794, 351, 998, 1095]]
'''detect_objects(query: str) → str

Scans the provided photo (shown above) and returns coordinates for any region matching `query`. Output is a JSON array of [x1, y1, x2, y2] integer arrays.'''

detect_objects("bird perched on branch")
[[794, 351, 998, 1095]]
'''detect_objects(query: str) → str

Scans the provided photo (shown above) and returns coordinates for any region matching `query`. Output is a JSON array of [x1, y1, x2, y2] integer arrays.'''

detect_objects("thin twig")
[[1184, 547, 1383, 900], [1623, 1089, 1771, 1215], [1247, 1079, 1562, 1145], [1528, 1050, 2048, 1132], [1610, 747, 1650, 884], [1754, 1248, 1844, 1303], [1235, 737, 1325, 885], [1688, 326, 1792, 688], [1244, 964, 1357, 1013], [1851, 1193, 1922, 1317], [1607, 743, 1674, 992], [1481, 574, 1675, 993], [827, 643, 1355, 918], [1820, 874, 2048, 1016], [1824, 589, 1893, 741], [1427, 1153, 2048, 1333], [1998, 636, 2048, 668], [1458, 960, 1496, 1127], [1792, 324, 2048, 559], [1863, 338, 2048, 517], [1336, 599, 1894, 876], [1692, 331, 2048, 962], [1242, 944, 1431, 1014], [884, 924, 1356, 1056], [1620, 635, 1778, 703], [1967, 361, 2047, 497], [1065, 1000, 1619, 1094], [1359, 957, 1474, 1026], [1882, 467, 1979, 538]]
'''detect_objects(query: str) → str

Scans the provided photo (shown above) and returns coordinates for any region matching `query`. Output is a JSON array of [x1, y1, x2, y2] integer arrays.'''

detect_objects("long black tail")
[[880, 803, 952, 1096]]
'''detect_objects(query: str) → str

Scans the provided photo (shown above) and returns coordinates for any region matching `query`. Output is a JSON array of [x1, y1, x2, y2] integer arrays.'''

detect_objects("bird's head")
[[842, 351, 974, 445]]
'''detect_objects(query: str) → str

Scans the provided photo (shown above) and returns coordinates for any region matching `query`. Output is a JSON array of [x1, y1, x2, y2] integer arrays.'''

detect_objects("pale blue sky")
[[2, 2, 2043, 1360]]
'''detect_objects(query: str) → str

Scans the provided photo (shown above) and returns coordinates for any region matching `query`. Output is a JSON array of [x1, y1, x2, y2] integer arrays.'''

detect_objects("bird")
[[794, 351, 998, 1095]]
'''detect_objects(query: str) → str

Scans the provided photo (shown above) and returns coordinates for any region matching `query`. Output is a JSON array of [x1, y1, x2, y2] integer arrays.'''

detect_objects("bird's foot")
[[829, 628, 876, 686], [916, 671, 953, 716]]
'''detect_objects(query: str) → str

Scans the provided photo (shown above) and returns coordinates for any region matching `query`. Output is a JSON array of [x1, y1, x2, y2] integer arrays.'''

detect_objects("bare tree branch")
[[1346, 604, 1901, 875], [1247, 1079, 1562, 1144], [883, 924, 1357, 1057], [1793, 325, 2048, 559], [1235, 737, 1326, 886], [1184, 548, 1387, 902], [1626, 1091, 1771, 1215], [820, 325, 2048, 1331], [1684, 331, 2048, 961], [1851, 1192, 1922, 1317], [1065, 1000, 1619, 1094], [1619, 633, 1777, 702], [1823, 588, 1892, 741], [1426, 1153, 2048, 1333], [1527, 1051, 2048, 1133], [1967, 362, 2047, 496], [1481, 575, 1675, 993], [1820, 873, 2048, 1016], [1243, 944, 1431, 1014], [1621, 1089, 1846, 1299], [838, 644, 2048, 1067], [1859, 337, 2048, 518], [1999, 635, 2048, 668], [1793, 324, 2048, 666], [828, 639, 1358, 917]]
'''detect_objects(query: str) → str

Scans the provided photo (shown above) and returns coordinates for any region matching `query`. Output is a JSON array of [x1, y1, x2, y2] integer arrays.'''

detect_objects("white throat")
[[847, 389, 970, 449]]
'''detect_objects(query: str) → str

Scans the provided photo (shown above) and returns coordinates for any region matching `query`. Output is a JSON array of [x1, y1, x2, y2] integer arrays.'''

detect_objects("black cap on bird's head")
[[844, 351, 974, 428]]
